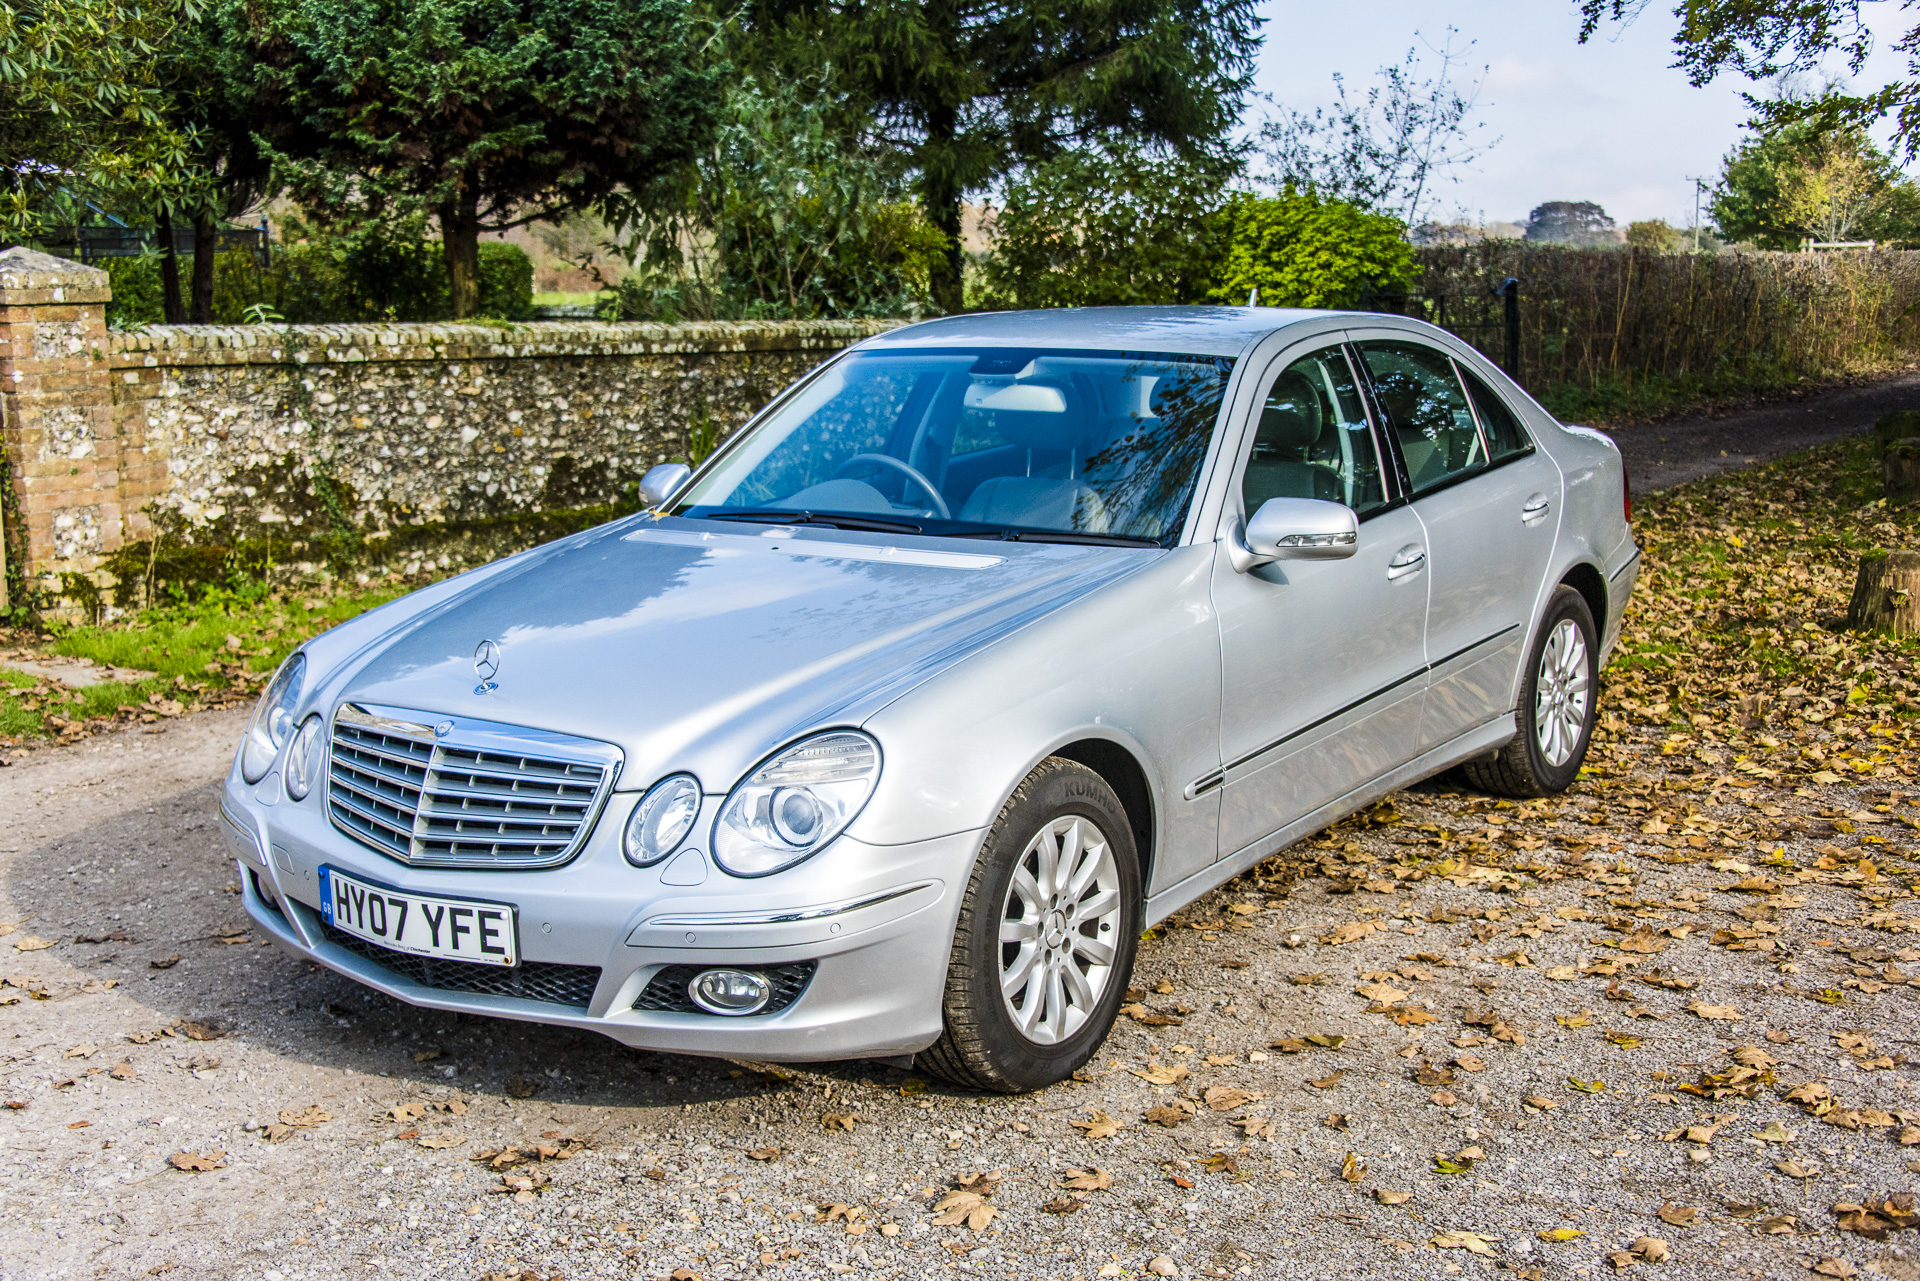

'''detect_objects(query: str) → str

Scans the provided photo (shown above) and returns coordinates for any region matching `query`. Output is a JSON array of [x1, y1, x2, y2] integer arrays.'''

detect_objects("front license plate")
[[319, 867, 518, 968]]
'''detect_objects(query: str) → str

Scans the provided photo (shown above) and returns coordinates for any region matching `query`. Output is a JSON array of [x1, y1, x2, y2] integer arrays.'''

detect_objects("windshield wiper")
[[701, 509, 925, 535], [951, 529, 1164, 548]]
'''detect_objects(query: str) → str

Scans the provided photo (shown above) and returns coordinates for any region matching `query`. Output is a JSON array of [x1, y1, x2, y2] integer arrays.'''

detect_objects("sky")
[[1250, 0, 1914, 229]]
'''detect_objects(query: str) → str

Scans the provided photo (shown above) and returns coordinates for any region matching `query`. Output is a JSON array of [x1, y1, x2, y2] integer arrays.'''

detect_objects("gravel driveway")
[[3, 694, 1917, 1281]]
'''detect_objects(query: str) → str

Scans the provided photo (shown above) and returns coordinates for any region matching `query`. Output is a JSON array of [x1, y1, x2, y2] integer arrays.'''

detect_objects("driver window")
[[1357, 341, 1487, 494], [1242, 347, 1388, 517]]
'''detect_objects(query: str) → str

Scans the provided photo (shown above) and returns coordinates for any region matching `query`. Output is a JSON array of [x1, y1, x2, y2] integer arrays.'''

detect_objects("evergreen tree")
[[247, 0, 723, 316], [740, 0, 1262, 312]]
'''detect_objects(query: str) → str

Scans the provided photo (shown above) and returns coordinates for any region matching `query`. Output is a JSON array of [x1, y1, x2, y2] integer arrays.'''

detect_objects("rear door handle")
[[1387, 544, 1426, 580], [1521, 494, 1551, 523]]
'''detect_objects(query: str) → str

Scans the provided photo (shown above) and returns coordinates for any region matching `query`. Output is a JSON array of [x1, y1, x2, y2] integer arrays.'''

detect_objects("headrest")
[[1258, 372, 1323, 450]]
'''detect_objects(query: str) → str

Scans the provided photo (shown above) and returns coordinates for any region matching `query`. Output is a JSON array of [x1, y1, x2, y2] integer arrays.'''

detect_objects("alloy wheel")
[[1533, 618, 1592, 767], [997, 815, 1123, 1045]]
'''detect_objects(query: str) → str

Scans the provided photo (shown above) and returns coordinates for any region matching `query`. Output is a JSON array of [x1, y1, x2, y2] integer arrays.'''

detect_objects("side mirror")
[[638, 462, 691, 509], [1239, 497, 1359, 566]]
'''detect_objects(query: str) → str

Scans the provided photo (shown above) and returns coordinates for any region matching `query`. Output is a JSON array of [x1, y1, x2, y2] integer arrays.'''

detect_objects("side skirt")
[[1142, 715, 1518, 926]]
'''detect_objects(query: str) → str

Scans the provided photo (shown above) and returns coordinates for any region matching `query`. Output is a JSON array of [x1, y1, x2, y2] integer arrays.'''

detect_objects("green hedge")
[[104, 236, 535, 327]]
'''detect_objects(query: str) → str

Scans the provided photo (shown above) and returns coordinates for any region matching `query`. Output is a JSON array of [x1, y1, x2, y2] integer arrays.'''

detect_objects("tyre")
[[1461, 586, 1600, 798], [920, 758, 1142, 1093]]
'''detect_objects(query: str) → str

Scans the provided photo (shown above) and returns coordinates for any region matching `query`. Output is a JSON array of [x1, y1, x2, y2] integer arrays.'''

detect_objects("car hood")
[[331, 517, 1153, 791]]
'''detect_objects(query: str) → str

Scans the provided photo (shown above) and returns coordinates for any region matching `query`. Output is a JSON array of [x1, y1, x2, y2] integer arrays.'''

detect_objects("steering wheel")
[[832, 453, 951, 520]]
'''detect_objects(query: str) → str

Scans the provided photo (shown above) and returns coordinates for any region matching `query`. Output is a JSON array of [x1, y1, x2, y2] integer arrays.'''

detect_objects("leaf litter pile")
[[7, 434, 1920, 1281]]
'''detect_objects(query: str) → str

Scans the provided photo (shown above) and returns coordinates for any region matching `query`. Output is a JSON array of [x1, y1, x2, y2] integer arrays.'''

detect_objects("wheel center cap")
[[1044, 910, 1068, 949]]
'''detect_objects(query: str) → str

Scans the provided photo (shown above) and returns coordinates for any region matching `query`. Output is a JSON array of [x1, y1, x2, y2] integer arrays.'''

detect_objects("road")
[[1599, 371, 1920, 492]]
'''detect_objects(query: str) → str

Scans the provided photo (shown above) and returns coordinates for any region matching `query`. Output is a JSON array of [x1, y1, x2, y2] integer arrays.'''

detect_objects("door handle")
[[1386, 544, 1426, 580], [1521, 494, 1551, 523]]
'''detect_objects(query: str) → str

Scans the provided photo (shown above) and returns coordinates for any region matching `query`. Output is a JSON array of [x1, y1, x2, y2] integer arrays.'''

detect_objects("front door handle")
[[1387, 544, 1427, 580], [1521, 494, 1551, 523]]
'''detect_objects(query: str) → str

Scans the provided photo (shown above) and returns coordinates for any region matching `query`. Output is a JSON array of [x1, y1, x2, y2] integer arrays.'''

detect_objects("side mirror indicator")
[[1237, 497, 1360, 567]]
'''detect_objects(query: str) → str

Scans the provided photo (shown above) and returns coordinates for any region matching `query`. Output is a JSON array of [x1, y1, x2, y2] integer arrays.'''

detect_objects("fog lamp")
[[687, 968, 773, 1016]]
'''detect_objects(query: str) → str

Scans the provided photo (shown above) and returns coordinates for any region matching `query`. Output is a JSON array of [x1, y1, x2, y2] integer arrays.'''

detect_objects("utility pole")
[[1684, 176, 1709, 251]]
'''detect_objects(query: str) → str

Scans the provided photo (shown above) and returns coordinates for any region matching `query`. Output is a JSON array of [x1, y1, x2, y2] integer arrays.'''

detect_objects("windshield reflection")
[[673, 348, 1236, 545]]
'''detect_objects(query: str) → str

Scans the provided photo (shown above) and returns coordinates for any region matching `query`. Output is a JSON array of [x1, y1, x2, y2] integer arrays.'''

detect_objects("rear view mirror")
[[1242, 497, 1359, 563], [639, 462, 691, 509]]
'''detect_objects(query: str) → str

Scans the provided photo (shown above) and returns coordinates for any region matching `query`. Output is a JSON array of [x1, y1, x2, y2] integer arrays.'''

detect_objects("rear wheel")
[[920, 759, 1141, 1093], [1462, 586, 1599, 797]]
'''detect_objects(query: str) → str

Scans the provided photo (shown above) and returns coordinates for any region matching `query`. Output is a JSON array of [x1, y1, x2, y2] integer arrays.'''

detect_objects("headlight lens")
[[282, 714, 324, 800], [240, 653, 306, 783], [624, 774, 702, 866], [712, 731, 880, 877]]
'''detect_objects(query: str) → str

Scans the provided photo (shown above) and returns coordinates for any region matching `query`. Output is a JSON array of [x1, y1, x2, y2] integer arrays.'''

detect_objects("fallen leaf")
[[13, 936, 52, 952], [1688, 1001, 1740, 1020], [820, 1112, 860, 1132], [1375, 1188, 1412, 1205], [1812, 1260, 1858, 1278], [148, 954, 182, 970], [1308, 1070, 1345, 1090], [505, 1076, 543, 1099], [1039, 1196, 1083, 1215], [1777, 1160, 1816, 1178], [1144, 1102, 1196, 1128], [930, 1190, 998, 1233], [1204, 1086, 1256, 1111], [1431, 1230, 1496, 1256], [747, 1147, 784, 1161], [1072, 1109, 1121, 1139], [1524, 1094, 1560, 1111], [1632, 1237, 1670, 1263], [1569, 1077, 1606, 1093], [1340, 1152, 1366, 1183], [1539, 1228, 1586, 1241], [169, 1150, 226, 1172], [1129, 1062, 1190, 1086], [1658, 1203, 1698, 1227], [1055, 1167, 1112, 1192]]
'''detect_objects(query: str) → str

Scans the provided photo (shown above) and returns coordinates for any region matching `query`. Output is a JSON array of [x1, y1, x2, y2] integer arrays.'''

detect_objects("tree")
[[1625, 218, 1685, 251], [1524, 200, 1618, 246], [1714, 120, 1920, 247], [1577, 1, 1920, 160], [247, 0, 723, 317], [607, 76, 949, 320], [1259, 27, 1498, 227], [738, 0, 1263, 313], [0, 0, 195, 244], [1206, 187, 1414, 308], [977, 146, 1234, 309]]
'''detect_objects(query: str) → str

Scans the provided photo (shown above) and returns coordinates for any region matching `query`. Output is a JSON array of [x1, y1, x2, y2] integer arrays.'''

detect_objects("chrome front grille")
[[326, 703, 621, 869]]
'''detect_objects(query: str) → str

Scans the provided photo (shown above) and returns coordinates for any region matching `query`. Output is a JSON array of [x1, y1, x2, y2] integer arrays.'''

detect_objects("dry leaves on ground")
[[169, 1150, 226, 1172]]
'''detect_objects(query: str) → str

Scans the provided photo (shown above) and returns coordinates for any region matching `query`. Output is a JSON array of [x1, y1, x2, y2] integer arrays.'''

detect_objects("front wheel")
[[919, 759, 1141, 1093], [1462, 585, 1600, 797]]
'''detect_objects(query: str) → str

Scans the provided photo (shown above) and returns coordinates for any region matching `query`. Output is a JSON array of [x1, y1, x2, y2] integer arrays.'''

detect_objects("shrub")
[[978, 148, 1230, 309], [102, 225, 537, 325], [1206, 188, 1415, 308]]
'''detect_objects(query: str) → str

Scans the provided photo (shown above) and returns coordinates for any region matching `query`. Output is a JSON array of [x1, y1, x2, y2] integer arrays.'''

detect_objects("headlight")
[[624, 774, 702, 866], [240, 653, 306, 783], [282, 715, 324, 800], [712, 731, 880, 877]]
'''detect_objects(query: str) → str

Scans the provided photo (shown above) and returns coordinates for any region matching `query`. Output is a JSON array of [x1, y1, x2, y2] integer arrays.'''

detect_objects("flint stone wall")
[[0, 245, 900, 593]]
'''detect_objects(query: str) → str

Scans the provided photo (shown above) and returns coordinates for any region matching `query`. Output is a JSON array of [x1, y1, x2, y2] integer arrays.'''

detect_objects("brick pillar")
[[0, 247, 117, 596]]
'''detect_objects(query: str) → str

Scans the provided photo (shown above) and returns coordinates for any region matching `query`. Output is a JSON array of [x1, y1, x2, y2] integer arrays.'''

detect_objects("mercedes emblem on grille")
[[473, 640, 502, 694]]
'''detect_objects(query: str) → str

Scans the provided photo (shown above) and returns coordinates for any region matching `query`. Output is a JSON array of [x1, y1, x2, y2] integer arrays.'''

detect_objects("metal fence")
[[34, 225, 271, 267]]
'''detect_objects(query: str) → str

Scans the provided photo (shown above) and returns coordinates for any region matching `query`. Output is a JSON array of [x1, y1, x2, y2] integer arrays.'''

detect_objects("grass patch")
[[1, 580, 412, 746], [530, 291, 610, 309]]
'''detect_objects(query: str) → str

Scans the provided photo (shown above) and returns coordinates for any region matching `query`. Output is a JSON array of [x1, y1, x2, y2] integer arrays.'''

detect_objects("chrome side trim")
[[644, 881, 934, 928]]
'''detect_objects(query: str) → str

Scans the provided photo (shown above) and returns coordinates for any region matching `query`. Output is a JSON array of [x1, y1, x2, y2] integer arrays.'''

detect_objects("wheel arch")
[[1559, 561, 1607, 634], [1050, 738, 1157, 896]]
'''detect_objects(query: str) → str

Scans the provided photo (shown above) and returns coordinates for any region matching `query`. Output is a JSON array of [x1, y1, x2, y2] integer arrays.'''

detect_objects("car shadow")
[[2, 776, 952, 1115]]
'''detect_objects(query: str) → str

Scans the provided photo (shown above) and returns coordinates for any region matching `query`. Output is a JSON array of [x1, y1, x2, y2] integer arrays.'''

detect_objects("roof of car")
[[858, 306, 1370, 358]]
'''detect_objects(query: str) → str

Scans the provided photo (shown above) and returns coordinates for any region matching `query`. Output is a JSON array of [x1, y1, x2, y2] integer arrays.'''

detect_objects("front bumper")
[[221, 771, 976, 1062]]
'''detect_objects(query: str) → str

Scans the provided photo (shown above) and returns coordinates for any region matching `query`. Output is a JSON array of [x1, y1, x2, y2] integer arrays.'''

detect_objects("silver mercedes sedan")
[[221, 307, 1638, 1092]]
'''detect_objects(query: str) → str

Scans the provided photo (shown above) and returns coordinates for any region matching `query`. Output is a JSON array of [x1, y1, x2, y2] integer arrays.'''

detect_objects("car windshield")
[[672, 347, 1237, 545]]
